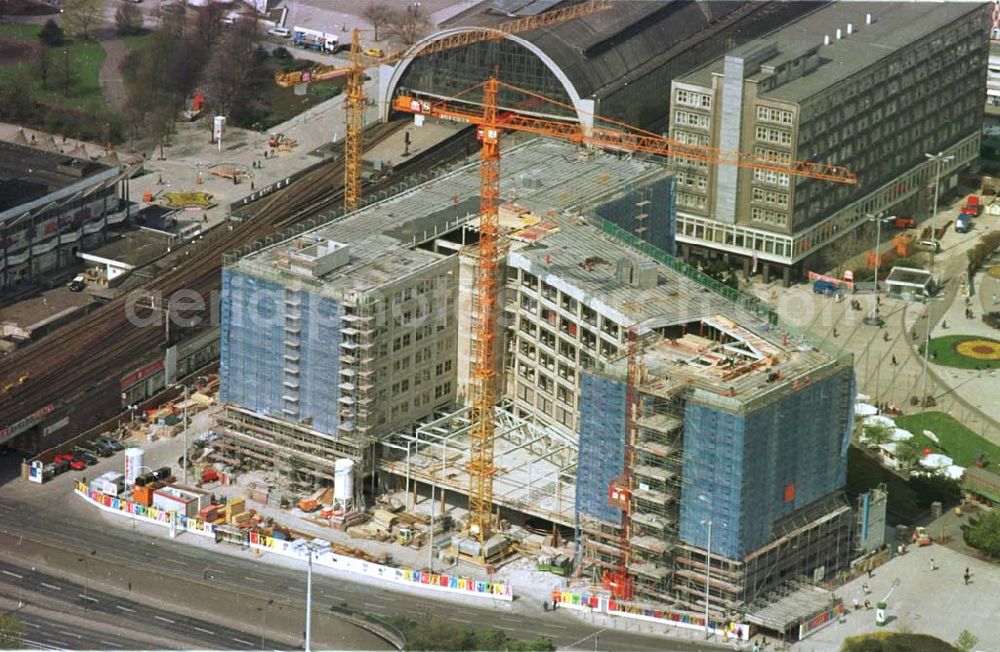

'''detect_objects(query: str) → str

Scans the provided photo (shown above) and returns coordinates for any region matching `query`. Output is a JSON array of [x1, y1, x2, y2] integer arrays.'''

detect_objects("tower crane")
[[274, 0, 612, 213], [393, 78, 856, 567]]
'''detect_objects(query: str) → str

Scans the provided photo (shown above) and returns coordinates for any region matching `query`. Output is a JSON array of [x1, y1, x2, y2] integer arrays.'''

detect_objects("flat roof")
[[232, 138, 669, 297], [0, 141, 110, 212], [680, 1, 981, 103]]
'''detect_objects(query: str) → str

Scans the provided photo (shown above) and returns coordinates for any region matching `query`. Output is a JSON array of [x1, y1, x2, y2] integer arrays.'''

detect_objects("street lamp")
[[258, 598, 273, 650], [920, 152, 954, 410], [865, 212, 888, 325], [303, 541, 320, 652], [924, 152, 954, 269], [172, 384, 189, 484], [78, 549, 96, 612]]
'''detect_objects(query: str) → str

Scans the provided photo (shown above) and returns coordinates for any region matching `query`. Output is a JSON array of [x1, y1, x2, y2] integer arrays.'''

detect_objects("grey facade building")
[[669, 2, 990, 283], [0, 142, 126, 290]]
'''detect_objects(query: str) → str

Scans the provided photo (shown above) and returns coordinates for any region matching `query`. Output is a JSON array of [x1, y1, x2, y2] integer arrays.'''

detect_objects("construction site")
[[210, 128, 857, 632]]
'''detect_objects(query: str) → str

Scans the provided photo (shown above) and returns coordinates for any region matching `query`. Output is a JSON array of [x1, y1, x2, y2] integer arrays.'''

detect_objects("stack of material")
[[231, 511, 252, 525], [199, 504, 220, 521], [189, 392, 214, 407], [225, 498, 246, 524], [247, 482, 270, 505], [371, 509, 397, 534]]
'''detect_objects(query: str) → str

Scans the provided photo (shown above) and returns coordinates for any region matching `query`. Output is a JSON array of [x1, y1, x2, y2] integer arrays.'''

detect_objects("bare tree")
[[201, 17, 259, 117], [362, 2, 391, 41], [386, 4, 430, 47], [63, 0, 105, 40], [37, 45, 50, 90], [115, 3, 144, 36]]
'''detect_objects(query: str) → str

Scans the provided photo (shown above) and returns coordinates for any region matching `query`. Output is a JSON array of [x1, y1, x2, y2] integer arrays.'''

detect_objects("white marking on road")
[[232, 638, 254, 646], [154, 615, 176, 624], [1, 569, 23, 579], [39, 582, 61, 591], [539, 624, 568, 630], [244, 575, 265, 583], [22, 639, 59, 650], [193, 627, 216, 636], [78, 594, 98, 602], [100, 641, 120, 648], [453, 618, 476, 625], [286, 585, 304, 593], [116, 604, 136, 613], [45, 639, 69, 648], [22, 622, 40, 629]]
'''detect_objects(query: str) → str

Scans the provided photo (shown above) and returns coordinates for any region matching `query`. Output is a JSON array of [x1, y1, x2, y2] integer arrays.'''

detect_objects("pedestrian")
[[993, 294, 997, 305], [862, 582, 870, 594], [883, 331, 889, 342], [542, 600, 549, 612], [891, 355, 897, 366], [864, 599, 872, 610], [911, 328, 917, 340], [930, 557, 937, 571], [833, 327, 839, 338], [964, 568, 971, 585], [852, 597, 860, 611]]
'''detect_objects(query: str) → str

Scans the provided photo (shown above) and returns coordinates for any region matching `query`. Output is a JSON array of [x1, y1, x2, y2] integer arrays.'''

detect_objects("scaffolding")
[[379, 400, 578, 528]]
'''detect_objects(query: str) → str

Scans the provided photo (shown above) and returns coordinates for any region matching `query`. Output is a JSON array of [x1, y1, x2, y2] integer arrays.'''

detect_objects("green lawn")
[[895, 411, 1000, 468], [920, 335, 1000, 370], [120, 32, 154, 53], [0, 24, 106, 111]]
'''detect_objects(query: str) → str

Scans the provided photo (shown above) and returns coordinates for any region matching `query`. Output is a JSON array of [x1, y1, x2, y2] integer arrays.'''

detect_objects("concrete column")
[[782, 265, 791, 288], [742, 257, 751, 281], [762, 263, 771, 284]]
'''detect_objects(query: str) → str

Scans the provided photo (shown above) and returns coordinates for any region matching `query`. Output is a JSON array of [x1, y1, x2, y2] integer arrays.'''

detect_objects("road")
[[0, 458, 726, 651], [0, 557, 288, 650]]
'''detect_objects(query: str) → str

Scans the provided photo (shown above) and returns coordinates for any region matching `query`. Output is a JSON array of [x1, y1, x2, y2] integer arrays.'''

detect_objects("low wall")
[[74, 482, 513, 602]]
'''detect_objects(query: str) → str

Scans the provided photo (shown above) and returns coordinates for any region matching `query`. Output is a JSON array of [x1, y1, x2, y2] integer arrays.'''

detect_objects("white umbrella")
[[920, 453, 953, 469], [855, 403, 878, 417], [891, 428, 913, 441]]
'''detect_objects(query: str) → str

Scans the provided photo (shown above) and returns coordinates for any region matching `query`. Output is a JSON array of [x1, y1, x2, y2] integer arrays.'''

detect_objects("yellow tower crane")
[[275, 0, 612, 213]]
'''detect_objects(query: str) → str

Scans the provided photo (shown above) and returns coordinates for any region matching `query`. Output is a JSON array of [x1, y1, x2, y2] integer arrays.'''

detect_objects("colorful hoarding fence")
[[551, 590, 602, 611], [74, 483, 513, 602], [607, 599, 749, 641], [798, 600, 846, 639]]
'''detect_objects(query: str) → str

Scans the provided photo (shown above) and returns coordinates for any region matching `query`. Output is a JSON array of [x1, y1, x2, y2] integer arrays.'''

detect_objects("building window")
[[750, 207, 788, 227], [538, 373, 553, 394], [756, 106, 794, 124], [751, 188, 789, 207], [753, 169, 790, 188], [674, 130, 710, 147], [753, 147, 791, 164], [677, 192, 707, 209], [676, 89, 712, 109], [755, 126, 792, 145], [674, 110, 710, 129]]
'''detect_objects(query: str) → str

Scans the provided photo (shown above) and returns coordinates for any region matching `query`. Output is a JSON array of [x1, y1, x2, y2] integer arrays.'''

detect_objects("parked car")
[[915, 239, 941, 253], [53, 453, 75, 464], [88, 441, 114, 457], [268, 27, 291, 38], [69, 458, 86, 471], [96, 437, 125, 452], [72, 449, 99, 466], [68, 275, 86, 292], [812, 279, 843, 296], [956, 214, 972, 233], [362, 47, 385, 58]]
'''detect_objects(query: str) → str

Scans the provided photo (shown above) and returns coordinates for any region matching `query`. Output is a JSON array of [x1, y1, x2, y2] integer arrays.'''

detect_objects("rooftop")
[[0, 141, 110, 213], [680, 1, 981, 103], [232, 138, 668, 296]]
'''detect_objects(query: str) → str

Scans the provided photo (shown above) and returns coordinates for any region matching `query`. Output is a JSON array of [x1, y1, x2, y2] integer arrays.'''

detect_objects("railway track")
[[0, 122, 405, 431], [0, 121, 477, 439]]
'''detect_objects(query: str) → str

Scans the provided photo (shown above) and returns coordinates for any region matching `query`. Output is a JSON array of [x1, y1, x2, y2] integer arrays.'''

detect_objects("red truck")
[[891, 216, 915, 229], [961, 195, 982, 217]]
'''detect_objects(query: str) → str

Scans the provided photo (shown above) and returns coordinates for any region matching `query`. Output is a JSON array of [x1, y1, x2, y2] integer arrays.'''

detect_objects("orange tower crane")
[[393, 78, 857, 557], [274, 0, 612, 213]]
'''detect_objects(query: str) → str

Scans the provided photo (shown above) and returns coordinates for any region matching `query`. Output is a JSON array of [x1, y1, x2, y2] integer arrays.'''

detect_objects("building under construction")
[[218, 138, 855, 621]]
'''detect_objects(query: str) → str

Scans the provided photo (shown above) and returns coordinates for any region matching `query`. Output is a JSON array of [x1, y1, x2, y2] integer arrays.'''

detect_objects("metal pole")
[[920, 152, 952, 409], [305, 546, 313, 652], [872, 214, 883, 322], [182, 385, 188, 485], [704, 519, 712, 637], [83, 557, 89, 612]]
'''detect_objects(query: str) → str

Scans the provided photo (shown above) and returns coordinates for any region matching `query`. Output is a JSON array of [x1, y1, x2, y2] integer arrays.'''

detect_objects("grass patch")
[[841, 631, 956, 652], [921, 335, 1000, 370], [0, 24, 106, 111], [242, 53, 343, 129], [120, 32, 154, 53], [895, 411, 1000, 469]]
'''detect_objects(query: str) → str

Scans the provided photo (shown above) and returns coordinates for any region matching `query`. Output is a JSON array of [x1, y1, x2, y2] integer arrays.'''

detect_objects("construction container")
[[334, 459, 354, 503]]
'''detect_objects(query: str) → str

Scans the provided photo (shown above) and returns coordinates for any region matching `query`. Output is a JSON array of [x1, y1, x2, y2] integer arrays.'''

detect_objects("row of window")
[[676, 89, 712, 109], [753, 168, 790, 188], [756, 106, 794, 125], [673, 130, 710, 147], [751, 188, 789, 208], [674, 110, 710, 129], [676, 171, 708, 191], [755, 126, 792, 145], [750, 207, 788, 227], [677, 192, 707, 209]]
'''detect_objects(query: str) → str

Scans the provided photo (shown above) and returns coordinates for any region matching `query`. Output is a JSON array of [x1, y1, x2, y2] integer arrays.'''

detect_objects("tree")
[[38, 19, 66, 47], [955, 630, 979, 652], [386, 4, 430, 46], [895, 439, 922, 468], [962, 507, 1000, 558], [63, 0, 105, 40], [37, 44, 50, 90], [861, 423, 893, 447], [0, 612, 25, 648], [363, 2, 391, 41], [201, 17, 260, 118], [115, 2, 145, 36]]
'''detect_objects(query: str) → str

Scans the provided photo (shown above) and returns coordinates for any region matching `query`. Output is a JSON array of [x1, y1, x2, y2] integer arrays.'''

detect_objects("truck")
[[292, 27, 339, 53], [890, 216, 916, 230], [955, 214, 972, 233], [961, 195, 982, 217]]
